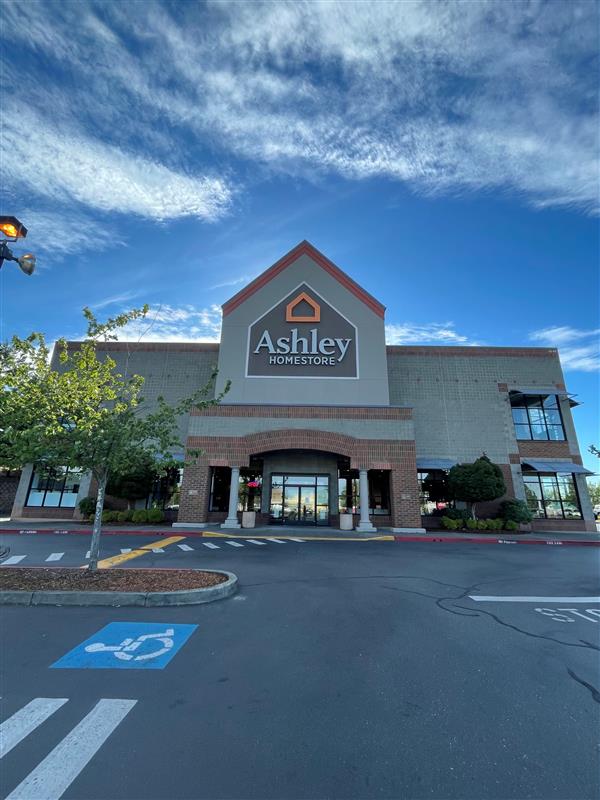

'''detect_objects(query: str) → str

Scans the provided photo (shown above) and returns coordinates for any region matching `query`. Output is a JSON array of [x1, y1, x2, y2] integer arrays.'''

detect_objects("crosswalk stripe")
[[226, 541, 244, 547], [289, 538, 305, 542], [2, 556, 26, 565], [177, 544, 194, 551], [0, 698, 68, 759], [120, 549, 132, 554], [151, 548, 164, 553], [5, 699, 137, 800], [246, 539, 266, 545], [202, 542, 220, 549], [45, 553, 64, 562], [267, 538, 286, 544]]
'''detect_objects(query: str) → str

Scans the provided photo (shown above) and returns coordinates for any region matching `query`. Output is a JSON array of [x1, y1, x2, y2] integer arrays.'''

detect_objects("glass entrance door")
[[270, 474, 329, 525]]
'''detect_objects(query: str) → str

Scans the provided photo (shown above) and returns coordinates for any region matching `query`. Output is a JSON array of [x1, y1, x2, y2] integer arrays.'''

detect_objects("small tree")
[[0, 306, 228, 570], [106, 455, 157, 510], [447, 455, 506, 519]]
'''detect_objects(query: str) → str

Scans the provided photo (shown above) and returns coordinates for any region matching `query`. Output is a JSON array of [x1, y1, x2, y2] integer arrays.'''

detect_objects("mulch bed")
[[0, 568, 227, 593]]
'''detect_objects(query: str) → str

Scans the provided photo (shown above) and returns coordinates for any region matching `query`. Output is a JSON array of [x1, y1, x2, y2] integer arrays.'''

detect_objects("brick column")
[[175, 464, 211, 526], [390, 466, 424, 532]]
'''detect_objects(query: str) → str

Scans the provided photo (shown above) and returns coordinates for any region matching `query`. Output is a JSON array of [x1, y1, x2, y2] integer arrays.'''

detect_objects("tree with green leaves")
[[106, 455, 157, 510], [447, 455, 507, 519], [0, 306, 227, 570]]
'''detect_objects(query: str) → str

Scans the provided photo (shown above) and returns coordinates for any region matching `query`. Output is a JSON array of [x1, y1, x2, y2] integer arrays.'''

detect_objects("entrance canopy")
[[521, 459, 594, 475]]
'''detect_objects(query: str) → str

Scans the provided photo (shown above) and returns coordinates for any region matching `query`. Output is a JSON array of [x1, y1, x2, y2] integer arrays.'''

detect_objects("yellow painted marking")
[[96, 536, 186, 569], [201, 531, 394, 542]]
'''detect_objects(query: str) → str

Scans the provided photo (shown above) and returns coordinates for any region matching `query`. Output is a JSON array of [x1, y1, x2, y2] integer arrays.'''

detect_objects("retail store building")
[[10, 241, 595, 532]]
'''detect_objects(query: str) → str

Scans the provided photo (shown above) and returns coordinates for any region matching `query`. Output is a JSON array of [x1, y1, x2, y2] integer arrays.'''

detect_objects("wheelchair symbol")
[[84, 628, 175, 662]]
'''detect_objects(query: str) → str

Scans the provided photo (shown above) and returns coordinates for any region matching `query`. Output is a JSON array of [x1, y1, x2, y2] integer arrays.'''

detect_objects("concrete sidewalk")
[[1, 517, 599, 543]]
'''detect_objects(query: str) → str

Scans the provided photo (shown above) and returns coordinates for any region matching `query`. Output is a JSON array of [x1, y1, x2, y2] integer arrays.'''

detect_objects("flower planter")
[[241, 511, 256, 529], [339, 513, 353, 531]]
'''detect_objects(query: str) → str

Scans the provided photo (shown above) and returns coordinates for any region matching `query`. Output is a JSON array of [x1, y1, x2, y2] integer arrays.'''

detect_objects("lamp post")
[[0, 216, 36, 276]]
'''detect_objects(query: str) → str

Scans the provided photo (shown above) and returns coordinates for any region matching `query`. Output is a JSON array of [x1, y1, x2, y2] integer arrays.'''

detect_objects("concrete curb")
[[393, 535, 600, 546], [0, 570, 238, 607]]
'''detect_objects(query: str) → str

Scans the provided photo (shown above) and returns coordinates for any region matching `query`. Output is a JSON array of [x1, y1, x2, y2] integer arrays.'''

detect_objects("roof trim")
[[222, 240, 385, 319]]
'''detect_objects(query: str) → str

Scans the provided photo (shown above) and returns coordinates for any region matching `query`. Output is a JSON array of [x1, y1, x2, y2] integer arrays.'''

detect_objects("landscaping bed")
[[0, 568, 227, 593]]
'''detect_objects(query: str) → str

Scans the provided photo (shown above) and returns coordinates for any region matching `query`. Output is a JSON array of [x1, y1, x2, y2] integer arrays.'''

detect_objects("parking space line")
[[247, 539, 266, 545], [5, 699, 137, 800], [177, 544, 194, 551], [268, 538, 286, 544], [226, 541, 244, 547], [2, 556, 26, 565], [45, 553, 64, 562], [85, 551, 91, 559], [0, 698, 68, 759], [202, 542, 220, 549], [151, 548, 164, 553], [469, 595, 600, 603]]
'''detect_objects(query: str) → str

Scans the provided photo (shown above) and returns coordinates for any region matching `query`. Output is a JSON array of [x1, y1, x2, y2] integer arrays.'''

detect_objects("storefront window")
[[418, 470, 454, 515], [26, 466, 81, 508], [523, 472, 582, 519], [510, 393, 566, 441], [337, 470, 390, 515], [209, 467, 230, 512]]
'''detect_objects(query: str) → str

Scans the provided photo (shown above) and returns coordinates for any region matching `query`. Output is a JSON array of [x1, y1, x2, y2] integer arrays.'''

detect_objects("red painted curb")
[[0, 528, 208, 538], [393, 535, 600, 546]]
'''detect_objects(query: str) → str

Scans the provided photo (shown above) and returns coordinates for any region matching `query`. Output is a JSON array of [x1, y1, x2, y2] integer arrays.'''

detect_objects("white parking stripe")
[[289, 538, 305, 542], [5, 699, 137, 800], [202, 542, 220, 549], [226, 541, 244, 547], [178, 544, 194, 551], [45, 553, 64, 562], [2, 556, 26, 565], [267, 538, 286, 544], [120, 549, 132, 554], [0, 698, 68, 759], [151, 548, 164, 553], [246, 539, 266, 545], [469, 595, 600, 603]]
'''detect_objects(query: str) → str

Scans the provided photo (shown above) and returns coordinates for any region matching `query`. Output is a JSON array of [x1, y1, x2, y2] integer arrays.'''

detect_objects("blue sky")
[[1, 0, 598, 470]]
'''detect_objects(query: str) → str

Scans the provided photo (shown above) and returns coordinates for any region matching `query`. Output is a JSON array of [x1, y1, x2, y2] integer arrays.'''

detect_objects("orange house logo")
[[285, 292, 320, 323]]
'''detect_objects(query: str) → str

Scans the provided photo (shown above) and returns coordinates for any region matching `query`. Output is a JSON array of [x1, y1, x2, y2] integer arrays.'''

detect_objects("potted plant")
[[339, 508, 353, 530]]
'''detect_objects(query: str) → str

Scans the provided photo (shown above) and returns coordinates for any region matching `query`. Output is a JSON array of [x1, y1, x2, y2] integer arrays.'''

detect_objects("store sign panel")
[[247, 284, 358, 378]]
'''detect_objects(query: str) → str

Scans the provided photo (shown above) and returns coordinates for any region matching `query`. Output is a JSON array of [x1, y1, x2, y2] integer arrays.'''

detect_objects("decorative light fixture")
[[0, 216, 36, 275]]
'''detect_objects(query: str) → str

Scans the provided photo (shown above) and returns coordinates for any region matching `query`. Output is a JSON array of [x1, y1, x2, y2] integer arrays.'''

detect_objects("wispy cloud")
[[91, 291, 144, 310], [386, 322, 478, 346], [1, 0, 597, 226], [209, 275, 254, 290], [530, 326, 600, 372], [115, 304, 223, 343]]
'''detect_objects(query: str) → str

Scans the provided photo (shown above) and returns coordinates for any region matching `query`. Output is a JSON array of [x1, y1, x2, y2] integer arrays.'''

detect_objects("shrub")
[[478, 519, 489, 530], [121, 509, 134, 522], [131, 509, 148, 524], [116, 511, 128, 523], [443, 508, 471, 523], [78, 497, 96, 517], [147, 508, 165, 524], [505, 520, 519, 531], [102, 510, 118, 524], [486, 518, 502, 530], [466, 518, 478, 530], [441, 516, 460, 530], [499, 499, 533, 524]]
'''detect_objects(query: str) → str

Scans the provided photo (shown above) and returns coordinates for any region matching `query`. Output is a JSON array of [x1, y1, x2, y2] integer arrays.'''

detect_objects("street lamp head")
[[17, 253, 36, 276], [0, 216, 28, 240]]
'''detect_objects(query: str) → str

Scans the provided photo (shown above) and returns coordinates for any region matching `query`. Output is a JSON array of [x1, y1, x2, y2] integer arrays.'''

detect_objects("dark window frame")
[[510, 393, 566, 441], [25, 466, 80, 508], [522, 471, 582, 519], [417, 469, 455, 516]]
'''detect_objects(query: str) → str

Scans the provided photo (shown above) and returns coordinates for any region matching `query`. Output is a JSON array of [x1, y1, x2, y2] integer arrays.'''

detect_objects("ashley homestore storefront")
[[11, 241, 596, 532]]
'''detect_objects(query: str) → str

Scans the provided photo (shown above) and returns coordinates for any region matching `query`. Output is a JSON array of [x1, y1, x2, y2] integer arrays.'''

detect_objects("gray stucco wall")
[[217, 252, 390, 406], [387, 350, 574, 462]]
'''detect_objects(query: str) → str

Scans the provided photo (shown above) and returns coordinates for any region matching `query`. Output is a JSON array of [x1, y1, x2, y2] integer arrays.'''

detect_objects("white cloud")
[[91, 291, 144, 310], [530, 326, 600, 372], [114, 304, 223, 343], [1, 0, 597, 218], [385, 322, 477, 345], [209, 275, 254, 290], [14, 209, 119, 260]]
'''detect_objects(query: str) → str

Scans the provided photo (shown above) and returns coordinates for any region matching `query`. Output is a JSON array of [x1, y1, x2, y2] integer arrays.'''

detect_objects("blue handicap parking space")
[[51, 622, 198, 669]]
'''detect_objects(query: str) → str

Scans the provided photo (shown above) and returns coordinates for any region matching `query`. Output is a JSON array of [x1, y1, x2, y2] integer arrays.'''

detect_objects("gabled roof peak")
[[222, 240, 385, 318]]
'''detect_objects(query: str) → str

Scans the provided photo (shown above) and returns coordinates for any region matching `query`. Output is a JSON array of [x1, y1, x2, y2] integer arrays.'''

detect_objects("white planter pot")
[[242, 511, 256, 529], [339, 513, 353, 531]]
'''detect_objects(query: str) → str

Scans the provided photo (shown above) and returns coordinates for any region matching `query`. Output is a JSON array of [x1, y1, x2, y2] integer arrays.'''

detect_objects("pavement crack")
[[567, 668, 600, 703]]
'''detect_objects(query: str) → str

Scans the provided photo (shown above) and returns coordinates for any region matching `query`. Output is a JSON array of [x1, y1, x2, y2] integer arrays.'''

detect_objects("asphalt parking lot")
[[1, 534, 599, 800]]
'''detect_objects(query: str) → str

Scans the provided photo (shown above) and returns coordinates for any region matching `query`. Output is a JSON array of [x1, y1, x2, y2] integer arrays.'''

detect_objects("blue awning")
[[416, 458, 458, 470], [521, 459, 594, 475]]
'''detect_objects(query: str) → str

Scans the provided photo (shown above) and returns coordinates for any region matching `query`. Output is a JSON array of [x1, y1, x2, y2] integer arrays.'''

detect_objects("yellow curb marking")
[[96, 536, 186, 569], [201, 531, 394, 542]]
